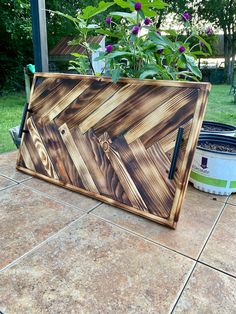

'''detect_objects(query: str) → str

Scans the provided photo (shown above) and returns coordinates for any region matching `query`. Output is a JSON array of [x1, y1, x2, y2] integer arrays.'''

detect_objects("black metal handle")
[[18, 103, 32, 138], [168, 127, 184, 180]]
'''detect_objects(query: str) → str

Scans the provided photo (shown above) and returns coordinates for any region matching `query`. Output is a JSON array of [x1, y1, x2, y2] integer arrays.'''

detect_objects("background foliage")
[[0, 0, 235, 92]]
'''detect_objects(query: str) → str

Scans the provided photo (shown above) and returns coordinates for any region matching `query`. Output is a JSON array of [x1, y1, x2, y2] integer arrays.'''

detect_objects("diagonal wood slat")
[[17, 73, 211, 228]]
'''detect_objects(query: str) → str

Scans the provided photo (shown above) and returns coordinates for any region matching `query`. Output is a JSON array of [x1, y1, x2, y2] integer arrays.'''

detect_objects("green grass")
[[0, 93, 25, 153], [204, 84, 236, 125], [0, 84, 235, 153]]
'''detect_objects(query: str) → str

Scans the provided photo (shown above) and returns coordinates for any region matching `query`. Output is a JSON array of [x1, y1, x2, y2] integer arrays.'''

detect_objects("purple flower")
[[200, 41, 205, 47], [132, 25, 140, 35], [157, 48, 163, 54], [105, 17, 112, 24], [106, 44, 113, 53], [178, 46, 185, 53], [156, 30, 161, 36], [144, 17, 151, 25], [182, 12, 190, 21], [134, 2, 142, 11], [206, 26, 213, 35]]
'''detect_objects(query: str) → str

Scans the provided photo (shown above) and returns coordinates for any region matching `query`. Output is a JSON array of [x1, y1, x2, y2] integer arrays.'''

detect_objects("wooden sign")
[[16, 73, 211, 228]]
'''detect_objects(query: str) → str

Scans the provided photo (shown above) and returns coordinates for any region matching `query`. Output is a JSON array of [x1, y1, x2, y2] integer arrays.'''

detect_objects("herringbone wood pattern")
[[17, 73, 210, 228]]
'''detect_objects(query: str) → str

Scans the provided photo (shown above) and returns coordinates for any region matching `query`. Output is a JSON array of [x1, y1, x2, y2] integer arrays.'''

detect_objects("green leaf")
[[96, 29, 122, 38], [113, 0, 133, 10], [71, 53, 86, 58], [195, 35, 212, 54], [139, 70, 158, 79], [185, 55, 202, 78], [149, 32, 174, 50], [107, 51, 133, 59], [110, 11, 135, 19], [89, 43, 101, 50], [94, 52, 106, 61], [80, 1, 115, 20], [112, 68, 121, 82], [47, 10, 79, 25], [86, 24, 100, 29]]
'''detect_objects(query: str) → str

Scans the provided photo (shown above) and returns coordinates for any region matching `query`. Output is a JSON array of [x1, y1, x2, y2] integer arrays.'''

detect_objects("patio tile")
[[200, 204, 236, 277], [0, 175, 17, 190], [227, 193, 236, 206], [0, 151, 31, 182], [173, 263, 236, 313], [187, 183, 228, 203], [92, 184, 225, 259], [0, 185, 85, 270], [0, 215, 194, 314], [23, 178, 100, 211]]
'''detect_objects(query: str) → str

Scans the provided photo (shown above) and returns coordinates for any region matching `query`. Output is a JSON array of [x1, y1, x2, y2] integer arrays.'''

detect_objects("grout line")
[[170, 262, 197, 313], [197, 260, 236, 279], [0, 183, 19, 192], [87, 202, 104, 213], [0, 213, 88, 274], [196, 202, 227, 261], [0, 173, 32, 184], [20, 183, 101, 213], [90, 212, 196, 262]]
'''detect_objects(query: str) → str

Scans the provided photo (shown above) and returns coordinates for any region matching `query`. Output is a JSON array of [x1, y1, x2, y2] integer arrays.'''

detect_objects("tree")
[[196, 0, 236, 84]]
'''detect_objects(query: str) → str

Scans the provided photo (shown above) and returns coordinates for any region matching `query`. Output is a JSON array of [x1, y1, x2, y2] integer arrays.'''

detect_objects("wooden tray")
[[17, 73, 211, 228]]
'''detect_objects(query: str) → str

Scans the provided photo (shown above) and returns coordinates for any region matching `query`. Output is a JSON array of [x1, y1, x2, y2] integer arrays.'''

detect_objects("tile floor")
[[0, 151, 235, 314]]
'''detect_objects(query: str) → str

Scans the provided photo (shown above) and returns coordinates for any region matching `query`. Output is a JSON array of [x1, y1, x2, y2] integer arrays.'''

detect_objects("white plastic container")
[[190, 135, 236, 195]]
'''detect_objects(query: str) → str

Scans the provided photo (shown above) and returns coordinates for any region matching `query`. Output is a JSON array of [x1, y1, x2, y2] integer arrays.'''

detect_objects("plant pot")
[[190, 134, 236, 195], [201, 121, 236, 137]]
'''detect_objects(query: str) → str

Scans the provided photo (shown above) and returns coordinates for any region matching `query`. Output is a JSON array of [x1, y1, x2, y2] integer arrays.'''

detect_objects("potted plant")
[[54, 0, 212, 82], [190, 134, 236, 195]]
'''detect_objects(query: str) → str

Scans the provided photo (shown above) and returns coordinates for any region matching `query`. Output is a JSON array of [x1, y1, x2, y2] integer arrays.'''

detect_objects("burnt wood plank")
[[62, 82, 126, 130], [31, 78, 79, 114], [72, 128, 131, 205], [141, 89, 198, 148], [128, 138, 174, 217], [21, 133, 49, 177], [59, 123, 99, 193], [35, 119, 84, 187], [113, 137, 173, 217], [99, 132, 148, 211], [41, 80, 92, 123], [93, 86, 181, 138], [20, 141, 36, 172], [54, 80, 111, 127], [26, 117, 59, 179], [124, 88, 198, 144], [79, 84, 143, 134]]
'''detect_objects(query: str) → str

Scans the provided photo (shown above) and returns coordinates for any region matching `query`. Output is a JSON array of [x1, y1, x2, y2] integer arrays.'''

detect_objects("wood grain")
[[17, 73, 211, 228]]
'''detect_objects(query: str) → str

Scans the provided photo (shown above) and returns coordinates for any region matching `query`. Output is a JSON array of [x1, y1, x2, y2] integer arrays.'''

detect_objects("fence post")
[[30, 0, 49, 72]]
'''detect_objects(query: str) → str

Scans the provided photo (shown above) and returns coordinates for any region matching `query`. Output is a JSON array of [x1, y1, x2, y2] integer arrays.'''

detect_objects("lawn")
[[0, 92, 25, 153], [0, 84, 235, 153]]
